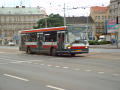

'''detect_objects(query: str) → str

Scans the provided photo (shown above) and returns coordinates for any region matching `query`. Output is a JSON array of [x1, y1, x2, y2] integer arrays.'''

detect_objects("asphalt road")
[[0, 46, 120, 90]]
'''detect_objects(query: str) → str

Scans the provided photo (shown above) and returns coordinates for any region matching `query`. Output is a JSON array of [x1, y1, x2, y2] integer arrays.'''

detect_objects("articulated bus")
[[18, 26, 89, 56]]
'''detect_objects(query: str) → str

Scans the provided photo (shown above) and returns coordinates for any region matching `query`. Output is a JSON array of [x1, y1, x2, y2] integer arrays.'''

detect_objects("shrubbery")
[[89, 40, 111, 45]]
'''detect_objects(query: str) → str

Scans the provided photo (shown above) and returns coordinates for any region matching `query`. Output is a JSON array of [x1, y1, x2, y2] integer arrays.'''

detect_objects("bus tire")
[[50, 48, 56, 56], [26, 47, 32, 54], [71, 53, 75, 57]]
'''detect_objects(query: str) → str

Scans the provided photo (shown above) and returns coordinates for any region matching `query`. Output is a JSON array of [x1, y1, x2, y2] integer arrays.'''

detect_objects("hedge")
[[89, 40, 111, 45]]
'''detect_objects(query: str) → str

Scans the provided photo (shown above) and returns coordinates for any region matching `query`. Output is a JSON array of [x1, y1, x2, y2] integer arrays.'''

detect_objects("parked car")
[[98, 35, 105, 42], [8, 41, 15, 46]]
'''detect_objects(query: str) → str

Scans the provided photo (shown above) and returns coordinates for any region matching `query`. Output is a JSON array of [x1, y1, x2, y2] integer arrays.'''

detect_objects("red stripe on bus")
[[42, 45, 57, 48], [71, 46, 86, 49], [21, 27, 66, 34], [26, 45, 37, 48]]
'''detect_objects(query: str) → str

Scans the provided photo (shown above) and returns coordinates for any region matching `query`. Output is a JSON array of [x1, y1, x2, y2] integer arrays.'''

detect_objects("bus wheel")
[[50, 48, 56, 56], [71, 53, 75, 57], [26, 47, 32, 54]]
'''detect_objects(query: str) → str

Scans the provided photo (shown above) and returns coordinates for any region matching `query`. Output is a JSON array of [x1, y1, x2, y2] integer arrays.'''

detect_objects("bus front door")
[[57, 31, 65, 51]]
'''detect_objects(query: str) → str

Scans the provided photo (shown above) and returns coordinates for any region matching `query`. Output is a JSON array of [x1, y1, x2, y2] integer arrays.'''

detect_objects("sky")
[[0, 0, 110, 16]]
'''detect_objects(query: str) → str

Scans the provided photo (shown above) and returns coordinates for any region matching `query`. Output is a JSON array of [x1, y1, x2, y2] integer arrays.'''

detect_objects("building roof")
[[91, 6, 108, 13], [0, 6, 47, 15], [66, 16, 94, 24]]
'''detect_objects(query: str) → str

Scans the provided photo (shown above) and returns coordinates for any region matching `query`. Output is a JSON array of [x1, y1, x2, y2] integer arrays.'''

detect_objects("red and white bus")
[[18, 26, 89, 56]]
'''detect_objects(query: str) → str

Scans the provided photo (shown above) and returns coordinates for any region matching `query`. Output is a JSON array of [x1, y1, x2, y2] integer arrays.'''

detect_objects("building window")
[[96, 16, 97, 20], [98, 16, 100, 20], [105, 16, 106, 19], [102, 16, 104, 20]]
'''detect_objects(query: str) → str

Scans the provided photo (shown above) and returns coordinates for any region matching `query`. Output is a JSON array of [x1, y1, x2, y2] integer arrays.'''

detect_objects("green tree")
[[33, 14, 64, 29]]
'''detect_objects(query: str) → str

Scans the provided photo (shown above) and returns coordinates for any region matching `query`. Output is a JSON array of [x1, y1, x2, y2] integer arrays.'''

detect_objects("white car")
[[8, 42, 15, 46]]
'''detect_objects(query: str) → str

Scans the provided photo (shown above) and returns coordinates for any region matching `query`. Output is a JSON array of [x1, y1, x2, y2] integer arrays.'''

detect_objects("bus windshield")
[[67, 26, 88, 44]]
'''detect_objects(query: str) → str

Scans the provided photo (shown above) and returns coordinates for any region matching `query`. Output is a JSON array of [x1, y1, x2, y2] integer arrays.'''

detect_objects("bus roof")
[[21, 26, 66, 34]]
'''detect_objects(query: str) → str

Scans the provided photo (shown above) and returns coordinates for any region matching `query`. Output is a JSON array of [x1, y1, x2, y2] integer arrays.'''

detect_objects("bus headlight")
[[67, 46, 71, 49], [85, 46, 88, 48], [67, 45, 71, 49]]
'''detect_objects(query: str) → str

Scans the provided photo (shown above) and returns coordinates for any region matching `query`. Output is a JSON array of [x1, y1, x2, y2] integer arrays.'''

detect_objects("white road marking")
[[10, 60, 42, 64], [56, 66, 60, 68], [97, 72, 105, 74], [28, 60, 43, 62], [62, 67, 69, 69], [112, 74, 120, 76], [40, 64, 45, 65], [46, 85, 65, 90], [0, 63, 7, 64], [10, 61, 26, 63], [4, 74, 29, 82], [85, 70, 92, 72], [48, 65, 52, 67], [0, 58, 18, 62]]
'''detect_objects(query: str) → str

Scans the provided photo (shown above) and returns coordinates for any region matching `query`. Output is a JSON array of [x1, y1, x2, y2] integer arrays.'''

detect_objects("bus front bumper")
[[56, 49, 89, 54]]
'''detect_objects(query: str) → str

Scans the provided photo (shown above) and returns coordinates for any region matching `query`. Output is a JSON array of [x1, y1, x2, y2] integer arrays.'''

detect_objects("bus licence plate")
[[76, 50, 82, 51]]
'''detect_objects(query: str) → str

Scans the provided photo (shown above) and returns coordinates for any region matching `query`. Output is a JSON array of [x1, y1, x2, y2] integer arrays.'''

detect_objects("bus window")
[[29, 33, 37, 42], [44, 31, 57, 42]]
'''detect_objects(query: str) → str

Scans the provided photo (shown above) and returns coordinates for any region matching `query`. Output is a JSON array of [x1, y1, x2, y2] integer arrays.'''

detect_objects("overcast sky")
[[0, 0, 110, 16]]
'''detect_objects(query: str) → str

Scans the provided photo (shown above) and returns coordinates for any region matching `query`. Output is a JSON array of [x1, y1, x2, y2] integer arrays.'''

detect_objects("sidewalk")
[[89, 44, 120, 49]]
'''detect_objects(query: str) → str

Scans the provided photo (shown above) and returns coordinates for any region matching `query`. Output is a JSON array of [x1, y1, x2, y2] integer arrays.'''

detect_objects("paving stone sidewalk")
[[89, 44, 120, 49]]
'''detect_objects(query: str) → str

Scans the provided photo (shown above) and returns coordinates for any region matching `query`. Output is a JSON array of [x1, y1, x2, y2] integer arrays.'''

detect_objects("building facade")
[[109, 0, 120, 47], [66, 16, 95, 40], [90, 6, 110, 36], [109, 0, 120, 19], [0, 6, 47, 45]]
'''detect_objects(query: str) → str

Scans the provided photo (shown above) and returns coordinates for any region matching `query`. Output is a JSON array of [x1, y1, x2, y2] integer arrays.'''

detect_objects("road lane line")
[[10, 61, 26, 63], [40, 64, 45, 65], [46, 85, 65, 90], [0, 63, 7, 64], [55, 66, 60, 68], [28, 60, 43, 62], [85, 70, 92, 72], [112, 74, 120, 76], [62, 67, 69, 69], [97, 72, 105, 74], [0, 58, 18, 62], [48, 65, 52, 67], [4, 74, 29, 82]]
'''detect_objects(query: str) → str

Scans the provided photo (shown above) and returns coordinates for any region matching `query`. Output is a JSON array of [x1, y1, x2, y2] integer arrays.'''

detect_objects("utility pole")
[[117, 1, 120, 48], [118, 1, 120, 48], [45, 18, 47, 28], [64, 3, 66, 26]]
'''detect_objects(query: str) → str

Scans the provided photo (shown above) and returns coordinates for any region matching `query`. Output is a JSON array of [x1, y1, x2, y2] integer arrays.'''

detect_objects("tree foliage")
[[33, 14, 64, 29]]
